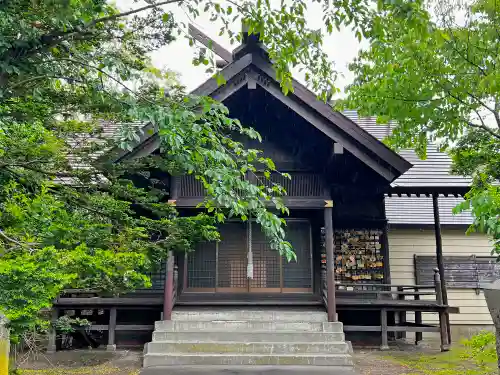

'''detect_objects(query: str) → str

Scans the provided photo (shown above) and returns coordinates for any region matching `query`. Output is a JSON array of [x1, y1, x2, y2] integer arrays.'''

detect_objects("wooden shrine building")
[[51, 28, 469, 353]]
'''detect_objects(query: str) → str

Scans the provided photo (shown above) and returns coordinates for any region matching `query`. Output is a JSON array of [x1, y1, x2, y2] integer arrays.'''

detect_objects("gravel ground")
[[15, 344, 439, 375], [353, 349, 423, 375]]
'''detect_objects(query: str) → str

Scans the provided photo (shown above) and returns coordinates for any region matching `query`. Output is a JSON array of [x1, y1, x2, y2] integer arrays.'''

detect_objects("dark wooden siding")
[[180, 175, 205, 197], [415, 255, 499, 289], [179, 173, 327, 198]]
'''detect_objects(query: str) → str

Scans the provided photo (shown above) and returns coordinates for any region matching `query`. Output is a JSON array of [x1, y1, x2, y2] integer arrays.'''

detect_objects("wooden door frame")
[[184, 218, 314, 294]]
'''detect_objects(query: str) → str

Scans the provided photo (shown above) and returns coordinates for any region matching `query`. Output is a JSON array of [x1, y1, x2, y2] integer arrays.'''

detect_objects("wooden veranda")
[[51, 187, 460, 352]]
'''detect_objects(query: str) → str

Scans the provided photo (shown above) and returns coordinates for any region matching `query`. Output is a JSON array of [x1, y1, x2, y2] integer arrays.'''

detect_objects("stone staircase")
[[141, 307, 355, 374]]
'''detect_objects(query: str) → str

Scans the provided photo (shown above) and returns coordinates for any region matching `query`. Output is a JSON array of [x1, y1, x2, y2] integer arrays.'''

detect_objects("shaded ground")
[[14, 350, 142, 375], [13, 347, 410, 375], [12, 341, 497, 375]]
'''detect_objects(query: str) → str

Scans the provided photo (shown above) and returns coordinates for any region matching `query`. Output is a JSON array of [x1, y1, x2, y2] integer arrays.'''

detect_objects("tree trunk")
[[488, 307, 500, 374]]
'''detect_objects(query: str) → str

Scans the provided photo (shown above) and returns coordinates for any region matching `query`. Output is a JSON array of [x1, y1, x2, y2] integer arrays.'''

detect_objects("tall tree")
[[0, 0, 374, 335], [345, 0, 500, 252], [344, 0, 500, 366]]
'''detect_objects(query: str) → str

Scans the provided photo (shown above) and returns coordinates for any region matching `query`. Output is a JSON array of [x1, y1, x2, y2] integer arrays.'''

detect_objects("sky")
[[116, 0, 364, 94]]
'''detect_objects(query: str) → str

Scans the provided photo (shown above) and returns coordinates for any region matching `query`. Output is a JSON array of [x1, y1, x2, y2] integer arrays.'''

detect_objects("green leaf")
[[215, 71, 227, 86], [440, 32, 451, 41]]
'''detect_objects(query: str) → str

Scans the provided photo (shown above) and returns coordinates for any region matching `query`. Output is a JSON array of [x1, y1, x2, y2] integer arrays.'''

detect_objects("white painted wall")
[[389, 228, 493, 325]]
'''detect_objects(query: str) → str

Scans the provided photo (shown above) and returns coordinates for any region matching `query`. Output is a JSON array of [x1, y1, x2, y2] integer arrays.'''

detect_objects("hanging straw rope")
[[247, 217, 254, 279]]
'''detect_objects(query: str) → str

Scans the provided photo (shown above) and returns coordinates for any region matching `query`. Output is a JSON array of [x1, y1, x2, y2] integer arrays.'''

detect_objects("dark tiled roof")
[[342, 110, 472, 225], [341, 110, 471, 188], [385, 196, 472, 225]]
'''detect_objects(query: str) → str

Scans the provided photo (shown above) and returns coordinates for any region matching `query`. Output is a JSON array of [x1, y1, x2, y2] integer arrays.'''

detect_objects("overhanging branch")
[[466, 121, 500, 140], [0, 229, 39, 253], [1, 0, 184, 69], [87, 0, 184, 28]]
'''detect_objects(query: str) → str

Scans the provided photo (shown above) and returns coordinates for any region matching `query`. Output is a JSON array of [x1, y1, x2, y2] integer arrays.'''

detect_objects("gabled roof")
[[342, 111, 471, 189], [342, 110, 473, 225], [116, 48, 411, 182]]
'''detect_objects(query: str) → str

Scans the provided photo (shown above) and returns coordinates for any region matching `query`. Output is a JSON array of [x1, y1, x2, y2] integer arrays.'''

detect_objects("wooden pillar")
[[434, 269, 450, 352], [163, 175, 179, 320], [380, 308, 389, 350], [163, 251, 174, 320], [324, 202, 337, 322], [432, 194, 451, 344], [46, 308, 58, 353], [381, 196, 391, 285], [183, 252, 188, 292], [106, 307, 117, 351], [169, 175, 179, 202]]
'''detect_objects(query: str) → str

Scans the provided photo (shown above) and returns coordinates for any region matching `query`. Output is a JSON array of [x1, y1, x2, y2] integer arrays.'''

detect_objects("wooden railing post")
[[434, 269, 449, 352], [106, 307, 117, 351], [324, 202, 337, 322], [380, 308, 389, 350], [414, 287, 423, 345], [397, 286, 406, 340]]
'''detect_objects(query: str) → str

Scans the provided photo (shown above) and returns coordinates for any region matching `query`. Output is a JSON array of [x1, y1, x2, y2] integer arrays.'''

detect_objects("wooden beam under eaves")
[[188, 24, 233, 63]]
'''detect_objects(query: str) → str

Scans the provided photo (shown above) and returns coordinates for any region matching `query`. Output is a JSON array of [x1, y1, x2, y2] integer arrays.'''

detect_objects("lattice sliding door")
[[217, 222, 248, 292], [186, 220, 313, 293], [283, 221, 313, 292], [187, 241, 216, 291], [249, 224, 281, 292]]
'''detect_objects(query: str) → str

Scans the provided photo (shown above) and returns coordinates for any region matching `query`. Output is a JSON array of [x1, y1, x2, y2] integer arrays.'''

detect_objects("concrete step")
[[171, 308, 327, 322], [152, 331, 345, 343], [143, 353, 354, 367], [146, 341, 351, 355], [140, 365, 358, 374], [154, 320, 343, 332]]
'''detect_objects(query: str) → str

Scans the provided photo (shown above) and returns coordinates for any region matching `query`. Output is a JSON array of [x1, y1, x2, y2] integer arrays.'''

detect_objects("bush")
[[461, 331, 497, 372]]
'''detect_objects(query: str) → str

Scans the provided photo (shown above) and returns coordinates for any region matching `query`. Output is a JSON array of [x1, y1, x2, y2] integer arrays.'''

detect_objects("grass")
[[383, 333, 498, 375], [16, 366, 139, 375]]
